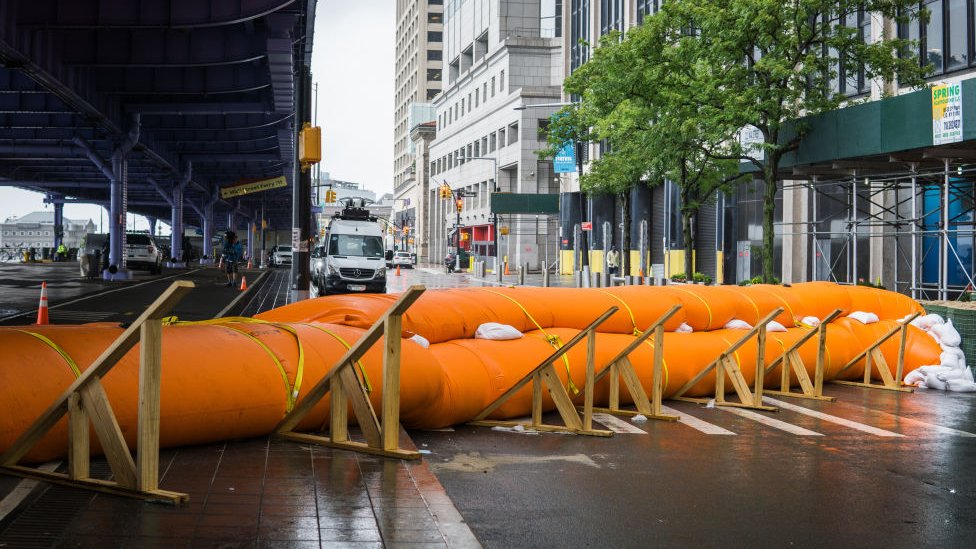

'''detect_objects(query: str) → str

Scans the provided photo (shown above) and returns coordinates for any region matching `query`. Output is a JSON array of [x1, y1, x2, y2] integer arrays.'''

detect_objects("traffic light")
[[439, 184, 452, 199], [455, 198, 463, 213], [324, 189, 337, 203], [403, 225, 410, 235]]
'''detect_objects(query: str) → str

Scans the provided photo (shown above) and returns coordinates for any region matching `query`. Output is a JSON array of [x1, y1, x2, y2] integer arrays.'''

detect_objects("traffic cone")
[[247, 258, 253, 269], [35, 281, 49, 325], [396, 265, 401, 276], [239, 276, 247, 291], [504, 262, 510, 276]]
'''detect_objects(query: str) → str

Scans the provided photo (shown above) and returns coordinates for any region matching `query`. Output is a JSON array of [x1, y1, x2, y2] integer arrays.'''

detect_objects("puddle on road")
[[430, 451, 599, 473], [0, 309, 20, 316]]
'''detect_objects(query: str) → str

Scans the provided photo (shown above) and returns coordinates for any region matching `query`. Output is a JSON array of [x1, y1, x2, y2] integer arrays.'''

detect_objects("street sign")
[[581, 221, 593, 231], [220, 176, 288, 199], [553, 142, 577, 173]]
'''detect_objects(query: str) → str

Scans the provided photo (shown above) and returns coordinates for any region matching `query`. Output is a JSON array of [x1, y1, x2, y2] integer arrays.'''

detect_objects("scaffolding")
[[781, 153, 976, 301]]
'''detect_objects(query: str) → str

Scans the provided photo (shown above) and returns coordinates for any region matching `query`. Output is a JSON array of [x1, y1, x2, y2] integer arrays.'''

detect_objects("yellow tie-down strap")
[[14, 330, 81, 378], [163, 316, 307, 413], [481, 289, 579, 395], [595, 291, 670, 394], [300, 323, 372, 393]]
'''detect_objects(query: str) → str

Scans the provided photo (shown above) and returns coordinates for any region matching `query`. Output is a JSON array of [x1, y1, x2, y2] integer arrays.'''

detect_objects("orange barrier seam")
[[671, 287, 714, 330], [205, 324, 296, 412], [481, 289, 579, 395], [13, 330, 81, 378], [300, 323, 372, 392]]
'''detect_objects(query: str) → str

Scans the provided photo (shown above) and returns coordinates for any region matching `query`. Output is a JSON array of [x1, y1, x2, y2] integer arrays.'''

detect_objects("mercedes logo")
[[354, 269, 361, 277]]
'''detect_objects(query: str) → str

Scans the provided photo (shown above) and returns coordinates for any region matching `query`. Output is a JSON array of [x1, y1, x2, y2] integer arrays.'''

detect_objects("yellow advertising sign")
[[220, 176, 288, 199], [932, 83, 963, 145]]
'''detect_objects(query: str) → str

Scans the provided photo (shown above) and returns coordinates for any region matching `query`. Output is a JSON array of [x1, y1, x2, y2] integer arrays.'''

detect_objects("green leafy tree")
[[546, 17, 743, 278], [660, 0, 927, 281]]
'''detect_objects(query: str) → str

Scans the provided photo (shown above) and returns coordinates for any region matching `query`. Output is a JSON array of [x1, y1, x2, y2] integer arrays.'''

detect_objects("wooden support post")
[[275, 286, 426, 460], [580, 304, 682, 422], [670, 308, 784, 412], [763, 309, 842, 402], [467, 307, 619, 437], [831, 312, 920, 393], [0, 281, 194, 505]]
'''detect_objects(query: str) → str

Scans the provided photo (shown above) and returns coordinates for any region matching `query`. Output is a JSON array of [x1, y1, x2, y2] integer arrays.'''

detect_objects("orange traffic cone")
[[247, 258, 253, 269], [35, 281, 49, 325], [396, 265, 401, 276], [504, 262, 510, 276], [239, 276, 248, 291]]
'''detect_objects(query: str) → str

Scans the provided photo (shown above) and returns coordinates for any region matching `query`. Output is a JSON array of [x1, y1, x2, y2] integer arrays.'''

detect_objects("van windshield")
[[328, 234, 384, 258]]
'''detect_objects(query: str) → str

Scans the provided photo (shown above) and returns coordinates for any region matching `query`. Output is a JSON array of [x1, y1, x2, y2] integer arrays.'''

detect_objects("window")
[[636, 0, 658, 24], [508, 122, 519, 146], [427, 50, 442, 61], [498, 127, 506, 147], [461, 98, 465, 116], [427, 88, 439, 100], [483, 82, 488, 101], [538, 119, 551, 140], [491, 76, 496, 96], [427, 31, 442, 42], [428, 0, 443, 5], [475, 88, 480, 107], [489, 133, 497, 152], [925, 0, 944, 74], [571, 0, 591, 71], [427, 69, 442, 81], [600, 0, 624, 36], [499, 70, 505, 92], [947, 0, 966, 70], [428, 12, 443, 24]]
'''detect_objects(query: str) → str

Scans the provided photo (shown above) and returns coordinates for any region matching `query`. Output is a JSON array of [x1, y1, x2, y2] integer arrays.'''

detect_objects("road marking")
[[592, 413, 648, 434], [718, 406, 824, 436], [660, 405, 737, 435], [763, 397, 904, 437], [838, 403, 976, 438], [217, 270, 270, 317], [0, 461, 60, 522], [49, 310, 115, 322]]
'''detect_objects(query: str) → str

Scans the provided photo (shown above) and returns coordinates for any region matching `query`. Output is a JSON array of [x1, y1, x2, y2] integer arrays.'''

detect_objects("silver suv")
[[125, 233, 163, 274]]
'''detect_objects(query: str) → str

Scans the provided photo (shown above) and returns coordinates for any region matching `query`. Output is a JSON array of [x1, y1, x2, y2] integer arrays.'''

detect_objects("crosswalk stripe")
[[591, 413, 648, 434], [718, 406, 824, 436], [763, 397, 904, 437], [660, 405, 736, 435], [836, 403, 976, 438]]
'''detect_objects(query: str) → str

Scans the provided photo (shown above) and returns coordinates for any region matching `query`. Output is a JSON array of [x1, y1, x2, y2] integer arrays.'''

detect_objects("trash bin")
[[80, 252, 101, 279]]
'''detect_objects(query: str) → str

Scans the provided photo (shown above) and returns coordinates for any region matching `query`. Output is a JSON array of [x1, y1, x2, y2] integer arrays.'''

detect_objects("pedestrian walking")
[[607, 245, 620, 276], [221, 231, 243, 287]]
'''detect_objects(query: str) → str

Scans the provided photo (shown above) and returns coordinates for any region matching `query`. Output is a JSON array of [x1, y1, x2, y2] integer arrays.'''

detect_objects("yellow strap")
[[212, 324, 297, 413], [595, 290, 640, 336], [671, 287, 714, 330], [15, 330, 81, 378], [301, 323, 372, 393], [481, 289, 579, 395]]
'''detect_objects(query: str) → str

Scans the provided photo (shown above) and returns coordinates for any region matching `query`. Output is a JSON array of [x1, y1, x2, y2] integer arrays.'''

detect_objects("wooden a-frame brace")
[[468, 307, 619, 437], [831, 311, 921, 393], [0, 281, 195, 504], [671, 308, 785, 412], [274, 285, 426, 460], [577, 304, 683, 421], [762, 309, 843, 402]]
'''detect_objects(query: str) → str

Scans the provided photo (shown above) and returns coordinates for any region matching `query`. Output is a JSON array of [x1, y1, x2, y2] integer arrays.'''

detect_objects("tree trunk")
[[682, 207, 694, 277], [621, 191, 631, 276], [762, 159, 779, 283]]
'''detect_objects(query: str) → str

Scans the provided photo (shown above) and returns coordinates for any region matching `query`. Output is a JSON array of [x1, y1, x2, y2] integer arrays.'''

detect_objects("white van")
[[312, 200, 387, 295]]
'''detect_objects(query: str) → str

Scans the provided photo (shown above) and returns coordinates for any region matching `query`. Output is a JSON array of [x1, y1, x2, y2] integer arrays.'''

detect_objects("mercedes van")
[[312, 199, 387, 295]]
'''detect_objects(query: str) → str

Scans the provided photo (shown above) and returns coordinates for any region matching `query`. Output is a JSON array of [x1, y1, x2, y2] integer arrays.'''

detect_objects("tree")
[[660, 0, 927, 281], [546, 15, 743, 279]]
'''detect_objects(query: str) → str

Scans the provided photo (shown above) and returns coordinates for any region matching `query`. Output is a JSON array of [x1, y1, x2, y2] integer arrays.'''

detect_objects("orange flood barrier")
[[0, 282, 942, 463]]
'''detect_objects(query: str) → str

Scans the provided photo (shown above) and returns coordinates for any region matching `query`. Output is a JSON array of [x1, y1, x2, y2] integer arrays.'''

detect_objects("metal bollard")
[[543, 268, 550, 288], [518, 265, 526, 285], [594, 273, 602, 288], [574, 271, 581, 287]]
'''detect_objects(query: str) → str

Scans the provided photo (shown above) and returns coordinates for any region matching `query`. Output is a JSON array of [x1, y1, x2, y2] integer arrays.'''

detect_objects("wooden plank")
[[0, 465, 188, 504], [583, 329, 596, 432], [531, 373, 542, 426], [652, 325, 665, 416], [791, 351, 816, 395], [724, 356, 754, 404], [328, 371, 346, 442], [872, 348, 896, 387], [0, 281, 194, 467], [67, 392, 89, 480], [277, 432, 421, 460], [276, 286, 426, 433], [815, 320, 828, 395], [599, 304, 682, 371], [337, 363, 382, 447], [137, 319, 162, 492], [466, 420, 613, 437], [754, 323, 767, 407], [471, 306, 618, 421], [80, 381, 137, 489], [896, 323, 909, 383], [837, 313, 920, 375], [381, 312, 403, 452], [764, 309, 843, 374], [540, 365, 584, 430], [608, 363, 620, 411], [831, 379, 914, 393]]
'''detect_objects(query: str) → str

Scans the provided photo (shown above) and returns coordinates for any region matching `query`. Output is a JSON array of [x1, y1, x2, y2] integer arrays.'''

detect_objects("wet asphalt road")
[[2, 263, 976, 547]]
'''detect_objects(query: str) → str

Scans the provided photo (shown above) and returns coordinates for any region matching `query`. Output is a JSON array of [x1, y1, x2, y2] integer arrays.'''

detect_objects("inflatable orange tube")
[[0, 283, 942, 462]]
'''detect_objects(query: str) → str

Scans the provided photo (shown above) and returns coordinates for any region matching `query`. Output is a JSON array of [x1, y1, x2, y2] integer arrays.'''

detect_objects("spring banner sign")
[[932, 83, 963, 146]]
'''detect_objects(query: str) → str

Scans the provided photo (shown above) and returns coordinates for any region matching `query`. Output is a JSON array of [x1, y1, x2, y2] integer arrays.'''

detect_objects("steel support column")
[[51, 194, 64, 251], [290, 63, 313, 301]]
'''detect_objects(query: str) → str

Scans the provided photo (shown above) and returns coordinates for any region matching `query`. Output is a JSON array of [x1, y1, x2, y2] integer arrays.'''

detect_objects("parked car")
[[270, 245, 292, 267], [392, 251, 414, 269], [124, 232, 163, 274]]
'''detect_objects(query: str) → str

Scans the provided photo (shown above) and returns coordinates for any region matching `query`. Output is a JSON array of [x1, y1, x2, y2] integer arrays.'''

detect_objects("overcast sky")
[[0, 1, 394, 227]]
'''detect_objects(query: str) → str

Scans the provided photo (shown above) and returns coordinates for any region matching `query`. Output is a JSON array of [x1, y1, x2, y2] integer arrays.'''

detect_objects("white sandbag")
[[946, 379, 976, 392], [904, 368, 927, 386], [675, 322, 694, 333], [475, 322, 524, 340], [924, 375, 949, 391], [724, 319, 753, 330], [939, 349, 965, 369], [766, 321, 788, 333], [911, 313, 945, 331], [799, 316, 821, 328], [847, 311, 879, 324], [931, 319, 961, 347], [410, 334, 430, 348]]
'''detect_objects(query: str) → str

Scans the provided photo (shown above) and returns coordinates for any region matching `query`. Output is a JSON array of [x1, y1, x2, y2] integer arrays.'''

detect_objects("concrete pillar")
[[203, 201, 215, 261], [147, 217, 157, 236], [108, 153, 124, 272], [247, 220, 256, 263], [52, 196, 64, 250], [170, 185, 184, 261], [781, 181, 809, 284]]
